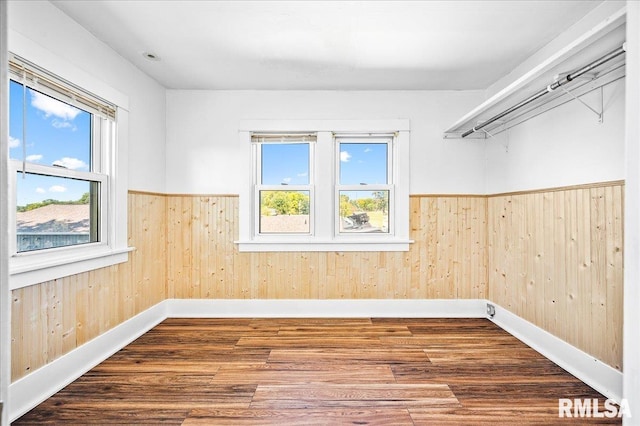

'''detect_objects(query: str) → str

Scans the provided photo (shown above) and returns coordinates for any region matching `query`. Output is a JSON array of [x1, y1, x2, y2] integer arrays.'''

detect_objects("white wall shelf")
[[443, 6, 626, 140]]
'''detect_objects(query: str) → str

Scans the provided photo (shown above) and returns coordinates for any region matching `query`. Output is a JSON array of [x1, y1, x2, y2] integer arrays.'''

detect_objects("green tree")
[[261, 191, 309, 215], [372, 191, 388, 213], [340, 194, 354, 217]]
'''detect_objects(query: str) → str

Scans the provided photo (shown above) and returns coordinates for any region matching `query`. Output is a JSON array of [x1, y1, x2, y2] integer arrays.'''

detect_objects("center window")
[[238, 120, 411, 252]]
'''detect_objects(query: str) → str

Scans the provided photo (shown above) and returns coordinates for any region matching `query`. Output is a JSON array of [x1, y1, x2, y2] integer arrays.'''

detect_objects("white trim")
[[8, 30, 128, 109], [236, 239, 412, 252], [489, 302, 623, 403], [624, 1, 640, 423], [8, 301, 167, 423], [239, 119, 410, 133], [240, 122, 411, 252], [1, 2, 11, 424], [7, 31, 131, 290], [165, 298, 485, 318], [10, 247, 133, 290]]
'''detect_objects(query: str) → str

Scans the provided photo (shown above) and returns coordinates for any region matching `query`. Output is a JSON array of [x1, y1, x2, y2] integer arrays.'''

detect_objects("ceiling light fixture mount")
[[142, 52, 160, 61]]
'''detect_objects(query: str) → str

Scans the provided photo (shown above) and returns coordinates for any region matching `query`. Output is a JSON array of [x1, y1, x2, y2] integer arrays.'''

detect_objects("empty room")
[[1, 0, 639, 424]]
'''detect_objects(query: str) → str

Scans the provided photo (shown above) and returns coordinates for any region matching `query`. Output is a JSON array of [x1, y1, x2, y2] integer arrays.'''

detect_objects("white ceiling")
[[51, 0, 602, 90]]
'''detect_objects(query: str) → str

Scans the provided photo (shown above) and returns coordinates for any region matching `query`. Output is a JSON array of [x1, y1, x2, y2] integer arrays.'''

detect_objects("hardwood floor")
[[14, 318, 620, 425]]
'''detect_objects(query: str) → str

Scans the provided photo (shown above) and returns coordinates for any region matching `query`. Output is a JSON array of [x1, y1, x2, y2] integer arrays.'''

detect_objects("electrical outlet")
[[487, 303, 496, 318]]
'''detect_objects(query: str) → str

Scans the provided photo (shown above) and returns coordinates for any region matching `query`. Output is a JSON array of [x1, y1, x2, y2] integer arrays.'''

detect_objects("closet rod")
[[461, 43, 626, 138]]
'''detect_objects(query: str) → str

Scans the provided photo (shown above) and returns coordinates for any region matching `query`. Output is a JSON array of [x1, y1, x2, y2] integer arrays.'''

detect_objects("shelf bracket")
[[559, 84, 603, 123]]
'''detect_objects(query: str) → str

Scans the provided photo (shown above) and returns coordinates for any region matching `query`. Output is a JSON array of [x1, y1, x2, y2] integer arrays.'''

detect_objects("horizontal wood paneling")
[[11, 192, 167, 381], [488, 183, 624, 370], [166, 195, 488, 300]]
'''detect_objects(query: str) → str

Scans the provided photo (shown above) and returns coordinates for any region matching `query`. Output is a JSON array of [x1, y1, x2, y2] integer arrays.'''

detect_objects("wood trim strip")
[[487, 180, 625, 198], [128, 190, 239, 198], [130, 180, 624, 199], [127, 190, 167, 196], [412, 180, 624, 199], [409, 194, 487, 198]]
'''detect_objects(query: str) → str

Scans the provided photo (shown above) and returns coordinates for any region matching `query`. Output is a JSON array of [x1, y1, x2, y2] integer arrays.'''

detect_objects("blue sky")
[[9, 80, 92, 206], [260, 142, 387, 187], [261, 143, 309, 185], [339, 142, 387, 185]]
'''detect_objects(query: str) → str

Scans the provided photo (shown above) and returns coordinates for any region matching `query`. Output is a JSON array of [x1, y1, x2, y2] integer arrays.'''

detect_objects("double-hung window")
[[7, 53, 129, 289], [253, 134, 315, 235], [336, 135, 393, 235], [238, 120, 411, 252]]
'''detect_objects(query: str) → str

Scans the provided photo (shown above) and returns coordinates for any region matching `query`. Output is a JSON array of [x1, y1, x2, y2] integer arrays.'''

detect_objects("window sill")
[[10, 245, 134, 290], [236, 239, 413, 252]]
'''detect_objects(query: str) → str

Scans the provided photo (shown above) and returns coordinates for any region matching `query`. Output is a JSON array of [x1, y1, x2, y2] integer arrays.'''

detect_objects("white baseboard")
[[165, 298, 488, 318], [488, 302, 623, 403], [9, 298, 622, 421], [8, 301, 168, 422]]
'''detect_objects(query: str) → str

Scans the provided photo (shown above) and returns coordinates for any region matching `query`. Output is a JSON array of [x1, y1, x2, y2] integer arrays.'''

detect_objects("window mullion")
[[11, 160, 106, 182]]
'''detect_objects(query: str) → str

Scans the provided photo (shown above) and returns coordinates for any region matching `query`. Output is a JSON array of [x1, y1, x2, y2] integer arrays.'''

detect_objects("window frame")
[[7, 35, 131, 290], [8, 82, 110, 255], [253, 137, 315, 237], [237, 120, 412, 252], [334, 135, 394, 237]]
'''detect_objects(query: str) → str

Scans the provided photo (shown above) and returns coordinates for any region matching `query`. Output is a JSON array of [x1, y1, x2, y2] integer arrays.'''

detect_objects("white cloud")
[[52, 119, 77, 131], [282, 177, 292, 184], [26, 154, 43, 162], [9, 136, 20, 148], [49, 185, 67, 193], [30, 91, 80, 121], [36, 187, 46, 194], [364, 148, 372, 153], [52, 157, 88, 170], [297, 172, 308, 177], [340, 151, 351, 162]]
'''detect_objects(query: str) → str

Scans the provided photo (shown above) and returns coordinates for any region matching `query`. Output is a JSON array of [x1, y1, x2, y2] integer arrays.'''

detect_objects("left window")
[[9, 78, 106, 253], [8, 54, 127, 289]]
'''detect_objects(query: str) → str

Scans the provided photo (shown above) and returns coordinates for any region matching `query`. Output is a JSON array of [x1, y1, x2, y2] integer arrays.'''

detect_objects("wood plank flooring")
[[13, 318, 620, 425]]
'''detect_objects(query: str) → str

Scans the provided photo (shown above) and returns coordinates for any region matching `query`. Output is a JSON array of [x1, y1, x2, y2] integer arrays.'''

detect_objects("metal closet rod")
[[461, 43, 627, 138]]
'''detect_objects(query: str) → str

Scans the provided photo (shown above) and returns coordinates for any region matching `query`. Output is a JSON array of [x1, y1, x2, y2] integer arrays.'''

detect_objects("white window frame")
[[252, 135, 315, 237], [237, 119, 412, 252], [8, 31, 131, 290], [334, 135, 394, 237]]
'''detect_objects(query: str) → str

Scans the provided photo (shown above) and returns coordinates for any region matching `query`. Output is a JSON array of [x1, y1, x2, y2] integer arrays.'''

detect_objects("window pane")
[[9, 81, 92, 170], [339, 190, 389, 233], [259, 190, 310, 234], [16, 172, 99, 252], [339, 143, 387, 185], [261, 143, 309, 185]]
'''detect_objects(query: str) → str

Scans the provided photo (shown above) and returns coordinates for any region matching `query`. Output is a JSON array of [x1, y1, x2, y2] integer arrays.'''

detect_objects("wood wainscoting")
[[10, 183, 624, 387], [10, 192, 167, 381], [166, 195, 488, 300], [488, 182, 624, 371]]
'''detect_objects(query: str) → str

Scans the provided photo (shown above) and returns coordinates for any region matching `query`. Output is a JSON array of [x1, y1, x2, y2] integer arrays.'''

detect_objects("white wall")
[[1, 2, 10, 424], [624, 1, 640, 423], [166, 90, 486, 195], [7, 0, 166, 193], [485, 78, 625, 193]]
